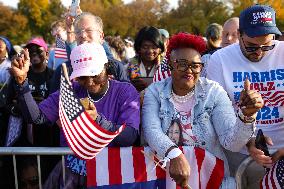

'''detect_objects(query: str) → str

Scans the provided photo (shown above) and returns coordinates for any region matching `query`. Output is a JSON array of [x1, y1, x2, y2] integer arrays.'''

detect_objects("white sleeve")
[[206, 53, 226, 90]]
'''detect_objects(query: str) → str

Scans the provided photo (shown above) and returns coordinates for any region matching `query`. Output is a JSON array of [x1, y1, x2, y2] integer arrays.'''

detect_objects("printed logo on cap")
[[251, 11, 273, 25], [73, 57, 93, 64]]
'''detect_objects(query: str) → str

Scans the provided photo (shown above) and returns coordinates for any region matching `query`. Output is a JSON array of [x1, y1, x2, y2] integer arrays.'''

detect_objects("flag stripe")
[[80, 112, 121, 138], [270, 163, 276, 189], [187, 147, 199, 189], [206, 157, 224, 189], [201, 150, 215, 189], [96, 149, 109, 186], [144, 147, 158, 182], [87, 158, 97, 186], [73, 118, 107, 148], [133, 147, 147, 182], [120, 147, 135, 184], [155, 153, 166, 180], [108, 148, 122, 185], [195, 147, 205, 188], [265, 168, 269, 189], [77, 114, 114, 143]]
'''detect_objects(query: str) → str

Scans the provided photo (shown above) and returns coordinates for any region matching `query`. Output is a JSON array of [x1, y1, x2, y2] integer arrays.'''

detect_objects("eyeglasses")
[[173, 59, 203, 73], [74, 28, 100, 35], [241, 37, 275, 53]]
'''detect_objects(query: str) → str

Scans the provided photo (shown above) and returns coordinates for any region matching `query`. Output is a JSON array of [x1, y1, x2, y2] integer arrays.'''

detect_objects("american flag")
[[55, 37, 68, 59], [261, 91, 284, 107], [59, 70, 125, 160], [87, 146, 224, 189], [260, 158, 284, 189], [153, 57, 171, 82]]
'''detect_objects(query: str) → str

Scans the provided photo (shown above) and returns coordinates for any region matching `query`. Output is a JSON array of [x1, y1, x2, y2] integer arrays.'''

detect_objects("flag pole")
[[61, 63, 71, 85]]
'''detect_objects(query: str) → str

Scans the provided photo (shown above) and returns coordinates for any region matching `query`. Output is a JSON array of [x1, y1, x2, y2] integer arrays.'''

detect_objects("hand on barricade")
[[10, 49, 30, 85], [247, 137, 273, 167], [169, 153, 190, 188], [239, 78, 264, 118]]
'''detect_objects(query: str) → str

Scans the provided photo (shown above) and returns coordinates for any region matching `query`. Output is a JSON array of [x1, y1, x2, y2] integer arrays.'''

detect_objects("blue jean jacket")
[[142, 77, 255, 187]]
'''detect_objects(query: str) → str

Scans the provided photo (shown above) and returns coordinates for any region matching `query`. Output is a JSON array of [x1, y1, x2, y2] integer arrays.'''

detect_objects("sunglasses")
[[172, 59, 203, 73], [241, 37, 275, 53]]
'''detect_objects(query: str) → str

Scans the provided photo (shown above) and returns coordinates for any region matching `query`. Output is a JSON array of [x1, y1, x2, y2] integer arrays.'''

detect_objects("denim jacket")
[[142, 77, 255, 187]]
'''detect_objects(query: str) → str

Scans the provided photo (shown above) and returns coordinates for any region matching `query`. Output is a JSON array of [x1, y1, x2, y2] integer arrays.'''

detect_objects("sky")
[[0, 0, 178, 9]]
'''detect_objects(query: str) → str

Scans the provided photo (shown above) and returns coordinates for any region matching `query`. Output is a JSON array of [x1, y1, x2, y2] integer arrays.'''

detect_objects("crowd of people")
[[0, 3, 283, 189]]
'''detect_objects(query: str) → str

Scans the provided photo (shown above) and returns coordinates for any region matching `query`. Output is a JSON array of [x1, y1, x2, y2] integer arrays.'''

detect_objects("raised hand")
[[10, 49, 30, 85], [65, 5, 82, 29], [239, 78, 264, 117]]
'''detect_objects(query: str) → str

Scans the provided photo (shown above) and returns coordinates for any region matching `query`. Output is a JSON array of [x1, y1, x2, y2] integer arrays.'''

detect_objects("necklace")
[[87, 81, 109, 103], [145, 65, 153, 71], [171, 88, 195, 103]]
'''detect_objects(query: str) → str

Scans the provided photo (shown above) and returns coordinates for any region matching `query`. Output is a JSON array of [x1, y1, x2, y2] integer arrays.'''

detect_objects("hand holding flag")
[[84, 99, 98, 121], [169, 153, 191, 188]]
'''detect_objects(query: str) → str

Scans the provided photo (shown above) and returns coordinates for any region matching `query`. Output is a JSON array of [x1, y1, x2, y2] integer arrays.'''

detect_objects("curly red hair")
[[166, 32, 206, 60]]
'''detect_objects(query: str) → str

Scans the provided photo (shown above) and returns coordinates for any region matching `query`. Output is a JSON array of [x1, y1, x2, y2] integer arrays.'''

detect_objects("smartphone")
[[255, 129, 270, 156], [70, 0, 80, 17]]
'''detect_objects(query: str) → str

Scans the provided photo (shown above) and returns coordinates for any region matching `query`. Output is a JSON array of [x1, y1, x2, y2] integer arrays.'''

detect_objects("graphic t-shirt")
[[28, 67, 54, 103], [168, 94, 196, 146], [207, 41, 284, 153]]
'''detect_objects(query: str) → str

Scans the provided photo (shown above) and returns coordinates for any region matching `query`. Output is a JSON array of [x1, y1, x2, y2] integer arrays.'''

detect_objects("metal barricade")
[[235, 156, 254, 189], [0, 147, 73, 189]]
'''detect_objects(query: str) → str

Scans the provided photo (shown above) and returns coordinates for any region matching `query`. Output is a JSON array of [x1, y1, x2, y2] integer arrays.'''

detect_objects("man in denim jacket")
[[142, 33, 263, 188]]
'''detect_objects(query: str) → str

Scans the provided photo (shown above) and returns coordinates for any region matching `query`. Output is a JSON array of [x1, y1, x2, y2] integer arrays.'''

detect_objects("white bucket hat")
[[70, 43, 108, 80]]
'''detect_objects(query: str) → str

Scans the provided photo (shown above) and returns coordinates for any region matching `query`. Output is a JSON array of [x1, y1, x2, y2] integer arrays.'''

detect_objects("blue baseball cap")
[[239, 5, 281, 37]]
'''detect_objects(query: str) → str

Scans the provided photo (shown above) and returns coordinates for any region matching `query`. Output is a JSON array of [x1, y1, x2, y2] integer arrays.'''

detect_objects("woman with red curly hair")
[[142, 32, 263, 188]]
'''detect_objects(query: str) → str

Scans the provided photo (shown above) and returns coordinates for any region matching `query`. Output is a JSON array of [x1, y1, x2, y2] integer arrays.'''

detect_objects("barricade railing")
[[0, 147, 73, 189], [0, 147, 253, 189]]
